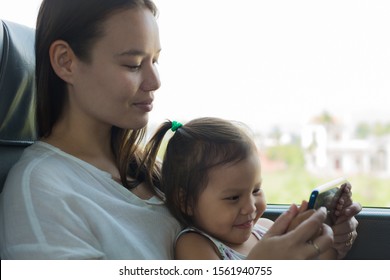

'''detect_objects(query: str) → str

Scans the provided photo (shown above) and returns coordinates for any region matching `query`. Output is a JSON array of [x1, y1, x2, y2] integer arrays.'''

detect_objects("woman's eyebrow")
[[116, 49, 161, 57], [116, 49, 146, 57]]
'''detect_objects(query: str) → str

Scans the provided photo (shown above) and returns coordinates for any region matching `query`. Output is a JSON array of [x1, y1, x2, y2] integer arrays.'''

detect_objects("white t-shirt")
[[0, 141, 181, 259]]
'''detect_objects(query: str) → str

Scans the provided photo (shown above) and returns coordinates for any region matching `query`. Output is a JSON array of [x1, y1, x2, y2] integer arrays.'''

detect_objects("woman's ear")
[[49, 40, 76, 83]]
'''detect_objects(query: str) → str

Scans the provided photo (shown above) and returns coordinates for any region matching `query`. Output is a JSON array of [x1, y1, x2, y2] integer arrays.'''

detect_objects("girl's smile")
[[234, 219, 255, 229]]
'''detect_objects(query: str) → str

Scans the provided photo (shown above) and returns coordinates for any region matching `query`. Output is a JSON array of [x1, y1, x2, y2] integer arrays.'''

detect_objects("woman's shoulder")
[[7, 141, 71, 178], [3, 141, 92, 195]]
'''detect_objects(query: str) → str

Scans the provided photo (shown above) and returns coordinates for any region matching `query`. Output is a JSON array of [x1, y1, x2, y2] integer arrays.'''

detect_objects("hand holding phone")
[[308, 177, 351, 225], [286, 201, 316, 233], [286, 178, 352, 233]]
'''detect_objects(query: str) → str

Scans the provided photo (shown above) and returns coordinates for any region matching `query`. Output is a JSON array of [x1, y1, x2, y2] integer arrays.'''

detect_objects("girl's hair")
[[35, 0, 158, 189], [143, 117, 258, 227]]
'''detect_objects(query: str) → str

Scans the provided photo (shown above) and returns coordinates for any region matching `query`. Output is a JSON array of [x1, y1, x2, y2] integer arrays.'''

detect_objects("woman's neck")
[[43, 116, 118, 178]]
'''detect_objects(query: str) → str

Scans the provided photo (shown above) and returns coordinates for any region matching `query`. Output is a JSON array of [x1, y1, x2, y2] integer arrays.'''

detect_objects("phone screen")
[[307, 177, 348, 225], [308, 177, 347, 210], [309, 186, 342, 210]]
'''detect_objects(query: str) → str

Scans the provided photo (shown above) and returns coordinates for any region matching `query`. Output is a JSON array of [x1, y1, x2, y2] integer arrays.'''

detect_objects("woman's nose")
[[141, 63, 161, 92]]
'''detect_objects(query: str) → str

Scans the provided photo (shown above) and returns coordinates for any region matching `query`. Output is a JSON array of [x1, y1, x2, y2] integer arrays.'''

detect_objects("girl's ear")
[[179, 189, 193, 216], [49, 40, 76, 83]]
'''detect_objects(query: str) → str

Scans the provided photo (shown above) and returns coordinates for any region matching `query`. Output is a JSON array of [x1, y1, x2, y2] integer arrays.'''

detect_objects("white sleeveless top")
[[176, 224, 268, 260]]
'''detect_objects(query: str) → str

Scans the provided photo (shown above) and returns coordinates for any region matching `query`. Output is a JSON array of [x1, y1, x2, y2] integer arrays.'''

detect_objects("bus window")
[[1, 0, 389, 208]]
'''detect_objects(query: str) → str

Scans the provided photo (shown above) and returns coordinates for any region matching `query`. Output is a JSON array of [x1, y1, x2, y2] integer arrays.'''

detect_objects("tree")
[[355, 122, 370, 139]]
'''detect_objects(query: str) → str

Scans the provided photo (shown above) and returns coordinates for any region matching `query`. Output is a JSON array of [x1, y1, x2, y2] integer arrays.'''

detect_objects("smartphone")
[[308, 177, 348, 210]]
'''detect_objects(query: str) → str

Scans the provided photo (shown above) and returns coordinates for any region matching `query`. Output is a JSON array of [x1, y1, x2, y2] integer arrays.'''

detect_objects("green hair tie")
[[171, 121, 183, 132]]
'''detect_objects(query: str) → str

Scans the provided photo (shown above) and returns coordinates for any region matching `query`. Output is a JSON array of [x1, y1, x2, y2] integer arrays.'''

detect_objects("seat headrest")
[[0, 20, 37, 146]]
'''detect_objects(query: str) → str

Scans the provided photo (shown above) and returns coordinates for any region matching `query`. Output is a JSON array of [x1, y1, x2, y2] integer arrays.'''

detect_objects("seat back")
[[0, 20, 37, 193]]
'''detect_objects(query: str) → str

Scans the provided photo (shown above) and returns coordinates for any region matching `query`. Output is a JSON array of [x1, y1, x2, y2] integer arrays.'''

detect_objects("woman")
[[0, 0, 360, 259]]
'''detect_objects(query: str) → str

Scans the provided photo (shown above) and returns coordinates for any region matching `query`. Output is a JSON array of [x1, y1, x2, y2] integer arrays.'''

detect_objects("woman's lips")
[[134, 102, 153, 112]]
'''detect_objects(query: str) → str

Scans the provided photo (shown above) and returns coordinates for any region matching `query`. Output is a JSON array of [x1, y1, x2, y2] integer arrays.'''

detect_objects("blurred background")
[[1, 0, 389, 207]]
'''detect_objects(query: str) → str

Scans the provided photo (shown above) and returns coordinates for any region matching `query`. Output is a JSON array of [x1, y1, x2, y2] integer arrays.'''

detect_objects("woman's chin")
[[120, 117, 149, 131]]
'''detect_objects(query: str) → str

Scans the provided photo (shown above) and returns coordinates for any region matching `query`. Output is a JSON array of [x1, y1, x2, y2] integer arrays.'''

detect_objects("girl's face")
[[68, 7, 161, 131], [191, 153, 266, 246]]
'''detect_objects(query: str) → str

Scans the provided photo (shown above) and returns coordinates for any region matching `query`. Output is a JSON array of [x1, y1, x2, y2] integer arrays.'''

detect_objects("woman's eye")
[[125, 65, 141, 71]]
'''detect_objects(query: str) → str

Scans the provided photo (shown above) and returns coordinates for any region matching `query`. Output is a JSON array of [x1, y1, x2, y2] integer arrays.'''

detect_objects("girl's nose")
[[240, 198, 257, 215]]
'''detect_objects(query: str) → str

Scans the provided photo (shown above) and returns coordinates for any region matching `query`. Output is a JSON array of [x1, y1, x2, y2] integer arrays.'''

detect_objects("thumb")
[[265, 204, 299, 237]]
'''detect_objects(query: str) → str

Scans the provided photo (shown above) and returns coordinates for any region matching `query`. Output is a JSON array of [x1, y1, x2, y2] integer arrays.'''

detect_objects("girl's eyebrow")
[[221, 184, 262, 195], [219, 186, 241, 194]]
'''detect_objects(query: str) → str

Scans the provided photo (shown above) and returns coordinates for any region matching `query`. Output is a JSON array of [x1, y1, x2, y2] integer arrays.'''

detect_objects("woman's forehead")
[[98, 8, 160, 53]]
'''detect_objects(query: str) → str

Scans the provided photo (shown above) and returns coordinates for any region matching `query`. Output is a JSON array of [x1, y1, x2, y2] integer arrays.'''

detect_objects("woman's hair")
[[35, 0, 158, 189], [143, 117, 258, 227]]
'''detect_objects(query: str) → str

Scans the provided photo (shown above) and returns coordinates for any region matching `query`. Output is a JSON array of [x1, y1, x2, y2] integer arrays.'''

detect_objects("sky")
[[1, 0, 389, 134]]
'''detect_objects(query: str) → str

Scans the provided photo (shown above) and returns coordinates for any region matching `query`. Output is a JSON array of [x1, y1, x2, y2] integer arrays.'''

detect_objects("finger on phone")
[[265, 204, 299, 237]]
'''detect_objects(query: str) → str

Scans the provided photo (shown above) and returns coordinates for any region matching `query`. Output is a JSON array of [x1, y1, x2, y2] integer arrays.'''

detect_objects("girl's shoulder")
[[175, 228, 221, 260], [175, 227, 248, 260], [257, 217, 274, 229]]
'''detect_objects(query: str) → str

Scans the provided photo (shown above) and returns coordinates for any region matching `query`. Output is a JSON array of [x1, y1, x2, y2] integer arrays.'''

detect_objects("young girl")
[[143, 117, 357, 259]]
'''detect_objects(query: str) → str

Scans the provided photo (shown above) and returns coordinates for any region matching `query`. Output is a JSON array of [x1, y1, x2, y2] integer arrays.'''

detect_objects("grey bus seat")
[[0, 20, 37, 193]]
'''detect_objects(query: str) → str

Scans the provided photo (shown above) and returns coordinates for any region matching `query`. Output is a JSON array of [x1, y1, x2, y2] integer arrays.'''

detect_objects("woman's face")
[[68, 7, 161, 131]]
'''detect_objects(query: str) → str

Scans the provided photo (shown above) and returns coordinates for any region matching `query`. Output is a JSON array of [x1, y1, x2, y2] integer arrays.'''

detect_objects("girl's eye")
[[225, 195, 239, 201], [253, 188, 262, 195]]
